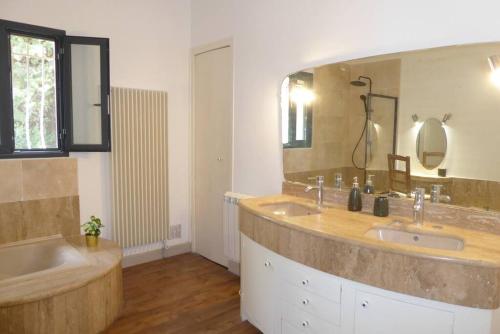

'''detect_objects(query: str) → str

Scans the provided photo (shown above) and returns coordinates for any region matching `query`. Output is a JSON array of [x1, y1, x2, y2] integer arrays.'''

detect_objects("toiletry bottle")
[[363, 174, 375, 194], [335, 173, 343, 190], [348, 177, 362, 212]]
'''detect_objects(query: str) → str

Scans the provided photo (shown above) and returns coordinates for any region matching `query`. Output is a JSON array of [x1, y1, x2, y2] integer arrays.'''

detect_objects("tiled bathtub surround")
[[0, 158, 80, 245], [0, 158, 78, 203]]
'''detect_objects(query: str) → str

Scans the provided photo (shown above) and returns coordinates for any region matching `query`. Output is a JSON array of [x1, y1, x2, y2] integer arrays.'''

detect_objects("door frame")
[[189, 39, 234, 254]]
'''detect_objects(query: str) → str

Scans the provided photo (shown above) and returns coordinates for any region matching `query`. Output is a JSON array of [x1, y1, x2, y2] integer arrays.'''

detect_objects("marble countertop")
[[0, 236, 122, 307], [240, 194, 500, 267], [239, 194, 500, 308]]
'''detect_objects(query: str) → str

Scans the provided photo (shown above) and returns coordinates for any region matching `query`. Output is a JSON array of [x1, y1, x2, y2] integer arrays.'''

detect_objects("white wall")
[[191, 0, 500, 196], [191, 0, 233, 47], [398, 44, 500, 181], [2, 0, 191, 245]]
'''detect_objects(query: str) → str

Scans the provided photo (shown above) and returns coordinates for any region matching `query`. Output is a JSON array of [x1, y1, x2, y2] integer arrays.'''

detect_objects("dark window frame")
[[0, 19, 111, 159], [63, 36, 110, 152], [283, 71, 313, 149], [0, 19, 67, 158]]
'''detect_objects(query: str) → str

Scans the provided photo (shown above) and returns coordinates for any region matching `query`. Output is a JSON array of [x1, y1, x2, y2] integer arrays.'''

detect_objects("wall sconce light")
[[488, 55, 500, 87], [411, 114, 419, 122], [442, 113, 452, 124], [290, 82, 315, 105], [488, 55, 500, 72]]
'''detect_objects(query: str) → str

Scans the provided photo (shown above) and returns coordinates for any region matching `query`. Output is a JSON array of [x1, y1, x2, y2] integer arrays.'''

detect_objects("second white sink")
[[365, 227, 464, 251]]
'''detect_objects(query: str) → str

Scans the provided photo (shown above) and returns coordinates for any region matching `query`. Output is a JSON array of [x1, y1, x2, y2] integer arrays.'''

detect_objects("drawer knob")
[[301, 279, 309, 286], [301, 298, 309, 305], [361, 301, 369, 308], [264, 260, 271, 267], [301, 320, 310, 327]]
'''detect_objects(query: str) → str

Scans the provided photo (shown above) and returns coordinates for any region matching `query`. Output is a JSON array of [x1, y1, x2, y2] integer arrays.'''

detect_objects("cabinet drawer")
[[354, 290, 454, 334], [282, 320, 303, 334], [279, 257, 341, 302], [280, 301, 341, 334], [279, 281, 341, 325]]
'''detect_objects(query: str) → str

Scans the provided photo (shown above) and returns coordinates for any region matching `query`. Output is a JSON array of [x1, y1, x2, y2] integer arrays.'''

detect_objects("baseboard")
[[163, 242, 192, 258], [122, 247, 163, 268], [227, 260, 240, 276], [122, 242, 192, 268]]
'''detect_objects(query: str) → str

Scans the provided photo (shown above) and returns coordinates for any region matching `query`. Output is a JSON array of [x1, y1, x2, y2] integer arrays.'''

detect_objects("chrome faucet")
[[334, 173, 343, 190], [412, 188, 425, 227], [430, 184, 443, 203], [305, 176, 324, 207]]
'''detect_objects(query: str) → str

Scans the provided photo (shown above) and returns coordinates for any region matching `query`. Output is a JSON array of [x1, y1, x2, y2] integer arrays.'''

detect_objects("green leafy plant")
[[81, 216, 104, 237]]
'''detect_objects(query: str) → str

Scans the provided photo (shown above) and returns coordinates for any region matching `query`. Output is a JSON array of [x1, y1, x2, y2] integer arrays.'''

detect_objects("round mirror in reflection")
[[416, 118, 447, 169]]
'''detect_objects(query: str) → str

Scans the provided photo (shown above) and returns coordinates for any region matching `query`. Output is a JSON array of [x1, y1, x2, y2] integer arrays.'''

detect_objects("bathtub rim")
[[0, 235, 122, 307], [0, 234, 90, 282]]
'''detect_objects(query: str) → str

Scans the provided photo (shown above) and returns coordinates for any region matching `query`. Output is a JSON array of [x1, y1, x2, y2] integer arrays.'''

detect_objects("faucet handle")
[[412, 188, 425, 200], [431, 184, 444, 191], [308, 175, 324, 184]]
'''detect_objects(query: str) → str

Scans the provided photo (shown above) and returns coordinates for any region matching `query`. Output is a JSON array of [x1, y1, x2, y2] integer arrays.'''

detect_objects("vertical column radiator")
[[110, 87, 169, 248]]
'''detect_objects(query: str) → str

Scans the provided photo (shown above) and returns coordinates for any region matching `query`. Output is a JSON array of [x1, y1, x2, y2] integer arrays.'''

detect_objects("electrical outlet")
[[168, 224, 181, 239]]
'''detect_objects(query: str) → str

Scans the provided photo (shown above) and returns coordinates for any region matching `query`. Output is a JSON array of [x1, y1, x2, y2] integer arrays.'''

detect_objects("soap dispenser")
[[363, 175, 375, 194], [348, 177, 362, 212]]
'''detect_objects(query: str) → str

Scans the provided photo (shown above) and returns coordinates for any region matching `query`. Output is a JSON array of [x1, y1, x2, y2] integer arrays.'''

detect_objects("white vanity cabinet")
[[240, 234, 500, 334], [240, 233, 276, 333], [353, 290, 454, 334]]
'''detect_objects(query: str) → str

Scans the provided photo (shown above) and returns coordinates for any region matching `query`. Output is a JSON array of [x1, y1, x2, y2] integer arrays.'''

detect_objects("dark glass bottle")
[[348, 177, 362, 212]]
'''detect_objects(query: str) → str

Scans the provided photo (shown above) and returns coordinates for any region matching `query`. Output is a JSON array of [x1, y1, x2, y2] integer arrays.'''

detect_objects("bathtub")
[[0, 235, 88, 281], [0, 235, 123, 334]]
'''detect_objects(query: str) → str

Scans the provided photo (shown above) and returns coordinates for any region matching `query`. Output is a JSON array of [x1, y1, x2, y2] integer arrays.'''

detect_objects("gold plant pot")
[[85, 235, 99, 247]]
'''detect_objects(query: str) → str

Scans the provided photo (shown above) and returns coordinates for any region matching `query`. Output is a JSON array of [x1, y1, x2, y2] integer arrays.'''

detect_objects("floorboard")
[[105, 253, 260, 334]]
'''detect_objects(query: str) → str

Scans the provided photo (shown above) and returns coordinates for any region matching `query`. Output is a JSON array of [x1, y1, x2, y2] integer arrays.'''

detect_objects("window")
[[0, 20, 110, 158], [281, 71, 314, 149]]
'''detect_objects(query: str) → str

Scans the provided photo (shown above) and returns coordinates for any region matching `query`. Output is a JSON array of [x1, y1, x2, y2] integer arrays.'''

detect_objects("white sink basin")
[[365, 227, 464, 251], [260, 202, 321, 217]]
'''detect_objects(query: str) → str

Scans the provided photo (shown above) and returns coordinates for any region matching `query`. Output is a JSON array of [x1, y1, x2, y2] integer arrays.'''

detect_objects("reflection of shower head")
[[350, 75, 373, 93], [350, 80, 366, 87]]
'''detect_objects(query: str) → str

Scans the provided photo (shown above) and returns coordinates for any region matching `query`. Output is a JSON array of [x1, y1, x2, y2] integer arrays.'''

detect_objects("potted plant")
[[82, 215, 104, 247]]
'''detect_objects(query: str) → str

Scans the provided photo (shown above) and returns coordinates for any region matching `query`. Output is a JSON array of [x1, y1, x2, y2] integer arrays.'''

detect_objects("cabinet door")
[[354, 291, 454, 334], [241, 235, 275, 333]]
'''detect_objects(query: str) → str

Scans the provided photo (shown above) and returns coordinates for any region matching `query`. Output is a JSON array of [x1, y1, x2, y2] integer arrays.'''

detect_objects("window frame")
[[63, 36, 110, 152], [0, 19, 67, 158], [283, 71, 313, 149]]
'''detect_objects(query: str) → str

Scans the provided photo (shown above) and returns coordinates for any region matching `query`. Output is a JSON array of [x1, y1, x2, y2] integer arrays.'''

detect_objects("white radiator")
[[223, 192, 252, 263], [110, 87, 169, 249]]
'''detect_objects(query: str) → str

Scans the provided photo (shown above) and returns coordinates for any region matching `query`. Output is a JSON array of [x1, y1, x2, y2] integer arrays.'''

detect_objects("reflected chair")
[[387, 154, 412, 197]]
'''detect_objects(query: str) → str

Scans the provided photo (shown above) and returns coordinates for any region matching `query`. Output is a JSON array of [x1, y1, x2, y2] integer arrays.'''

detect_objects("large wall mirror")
[[282, 42, 500, 211]]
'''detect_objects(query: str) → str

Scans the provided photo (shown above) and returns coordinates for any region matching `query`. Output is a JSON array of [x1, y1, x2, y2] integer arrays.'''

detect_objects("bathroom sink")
[[260, 202, 321, 217], [365, 227, 464, 251]]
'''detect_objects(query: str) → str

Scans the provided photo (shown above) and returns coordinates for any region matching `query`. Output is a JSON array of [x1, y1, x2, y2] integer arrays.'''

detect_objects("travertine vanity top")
[[240, 194, 500, 267], [239, 194, 500, 308], [0, 236, 122, 307]]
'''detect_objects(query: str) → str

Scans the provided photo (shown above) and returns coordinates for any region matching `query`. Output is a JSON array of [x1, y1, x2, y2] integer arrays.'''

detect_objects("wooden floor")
[[105, 253, 260, 334]]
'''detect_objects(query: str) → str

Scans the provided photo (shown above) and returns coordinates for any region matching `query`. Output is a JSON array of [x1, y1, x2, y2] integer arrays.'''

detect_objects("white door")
[[193, 46, 232, 267]]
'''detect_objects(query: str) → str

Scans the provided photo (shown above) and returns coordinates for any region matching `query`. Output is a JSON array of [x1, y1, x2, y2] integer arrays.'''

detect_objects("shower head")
[[350, 75, 373, 93], [360, 94, 367, 101], [350, 80, 366, 87]]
